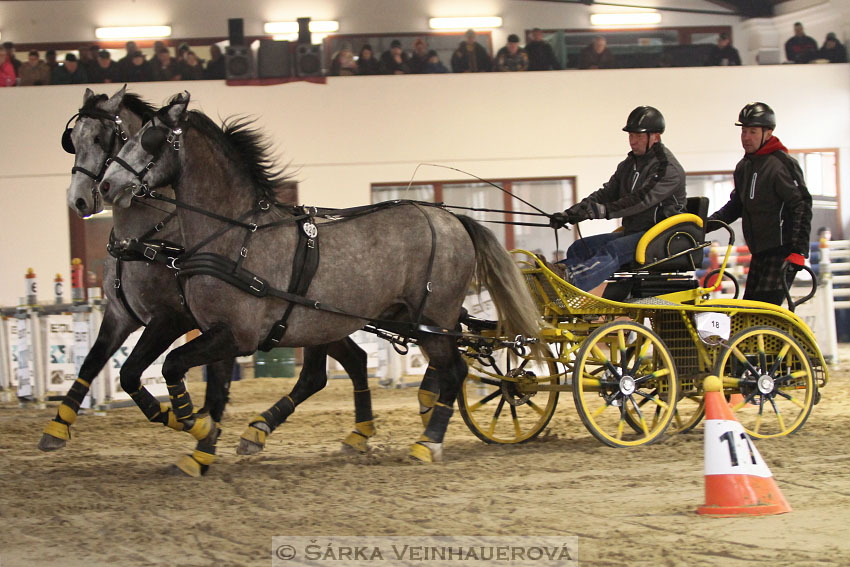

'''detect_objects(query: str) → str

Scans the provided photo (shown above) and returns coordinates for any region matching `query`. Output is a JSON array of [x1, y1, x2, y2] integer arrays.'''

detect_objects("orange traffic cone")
[[728, 393, 745, 409], [697, 375, 791, 517]]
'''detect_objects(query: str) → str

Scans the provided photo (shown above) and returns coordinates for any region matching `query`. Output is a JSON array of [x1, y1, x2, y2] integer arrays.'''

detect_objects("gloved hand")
[[784, 252, 806, 272], [549, 211, 569, 229]]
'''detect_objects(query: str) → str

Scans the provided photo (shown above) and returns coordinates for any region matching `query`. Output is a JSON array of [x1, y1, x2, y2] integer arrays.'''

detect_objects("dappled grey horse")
[[99, 93, 541, 474], [40, 88, 376, 460]]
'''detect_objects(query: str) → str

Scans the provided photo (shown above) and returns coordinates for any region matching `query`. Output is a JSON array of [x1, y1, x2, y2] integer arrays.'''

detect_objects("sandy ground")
[[1, 346, 849, 567]]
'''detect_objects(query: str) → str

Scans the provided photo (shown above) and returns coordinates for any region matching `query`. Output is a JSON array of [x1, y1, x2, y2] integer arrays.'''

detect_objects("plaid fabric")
[[745, 248, 794, 293]]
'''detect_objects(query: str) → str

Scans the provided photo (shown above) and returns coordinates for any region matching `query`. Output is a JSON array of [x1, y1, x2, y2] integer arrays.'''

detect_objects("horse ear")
[[103, 85, 126, 114], [82, 88, 95, 105], [166, 94, 189, 124]]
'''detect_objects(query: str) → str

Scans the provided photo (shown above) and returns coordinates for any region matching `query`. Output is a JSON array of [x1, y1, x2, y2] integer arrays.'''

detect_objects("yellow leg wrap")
[[43, 420, 71, 441], [174, 454, 205, 477], [408, 442, 435, 463], [191, 449, 216, 466], [57, 404, 78, 425], [239, 423, 268, 449], [341, 420, 375, 453], [187, 414, 213, 441], [160, 403, 185, 431], [418, 389, 438, 427]]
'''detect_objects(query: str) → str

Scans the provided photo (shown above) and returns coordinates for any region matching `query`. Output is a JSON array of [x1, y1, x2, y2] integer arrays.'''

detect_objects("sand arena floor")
[[1, 346, 849, 567]]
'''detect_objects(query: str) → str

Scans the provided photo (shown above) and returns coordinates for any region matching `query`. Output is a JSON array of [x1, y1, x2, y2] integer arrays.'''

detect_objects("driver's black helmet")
[[735, 102, 776, 129], [622, 106, 665, 134]]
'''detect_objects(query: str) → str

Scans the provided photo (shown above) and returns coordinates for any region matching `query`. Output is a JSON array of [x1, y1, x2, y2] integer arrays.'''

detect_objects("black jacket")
[[708, 139, 812, 256], [526, 40, 560, 70], [585, 142, 686, 235]]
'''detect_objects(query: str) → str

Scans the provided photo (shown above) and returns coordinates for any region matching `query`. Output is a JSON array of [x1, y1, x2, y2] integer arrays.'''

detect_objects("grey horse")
[[99, 93, 541, 474], [41, 88, 376, 461]]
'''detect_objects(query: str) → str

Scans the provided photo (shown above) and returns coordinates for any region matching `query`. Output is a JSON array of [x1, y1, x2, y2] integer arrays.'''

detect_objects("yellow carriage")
[[458, 198, 827, 447]]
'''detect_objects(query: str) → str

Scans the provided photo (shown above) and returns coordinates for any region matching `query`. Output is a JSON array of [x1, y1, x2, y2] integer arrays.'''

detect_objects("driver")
[[550, 106, 686, 291], [707, 102, 812, 305]]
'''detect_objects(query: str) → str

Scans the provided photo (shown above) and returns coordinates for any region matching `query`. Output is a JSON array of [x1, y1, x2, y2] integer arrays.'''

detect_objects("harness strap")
[[411, 204, 437, 326], [260, 217, 321, 351], [113, 259, 145, 326]]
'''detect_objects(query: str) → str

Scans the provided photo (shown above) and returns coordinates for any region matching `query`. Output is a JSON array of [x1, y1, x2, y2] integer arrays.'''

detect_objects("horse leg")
[[417, 366, 441, 427], [409, 337, 468, 463], [160, 323, 238, 476], [236, 344, 331, 455], [38, 307, 137, 451], [117, 316, 192, 433], [329, 338, 376, 454], [199, 358, 235, 423]]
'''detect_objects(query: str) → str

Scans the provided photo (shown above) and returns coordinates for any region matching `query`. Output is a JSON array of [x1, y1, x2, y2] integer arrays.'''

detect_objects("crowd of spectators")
[[0, 21, 846, 87], [0, 40, 227, 87]]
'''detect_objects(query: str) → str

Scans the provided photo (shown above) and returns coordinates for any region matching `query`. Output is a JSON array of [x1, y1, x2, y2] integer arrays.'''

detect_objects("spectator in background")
[[451, 29, 492, 72], [817, 32, 847, 63], [356, 44, 381, 75], [79, 45, 97, 74], [495, 34, 529, 71], [51, 53, 89, 84], [88, 50, 119, 83], [380, 39, 409, 74], [407, 38, 430, 74], [3, 42, 21, 74], [177, 42, 191, 62], [204, 44, 226, 80], [151, 47, 181, 81], [180, 51, 205, 80], [785, 22, 818, 63], [526, 28, 560, 71], [578, 36, 615, 69], [706, 32, 741, 66], [19, 50, 51, 86], [124, 51, 153, 83], [423, 50, 448, 74], [116, 41, 138, 79], [0, 50, 17, 86], [45, 49, 59, 73], [329, 43, 357, 76]]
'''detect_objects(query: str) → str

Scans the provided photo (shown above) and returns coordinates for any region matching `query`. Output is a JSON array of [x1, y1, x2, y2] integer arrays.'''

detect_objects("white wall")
[[0, 63, 848, 305]]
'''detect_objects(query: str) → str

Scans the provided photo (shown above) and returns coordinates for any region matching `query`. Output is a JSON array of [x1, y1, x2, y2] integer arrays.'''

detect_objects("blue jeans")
[[556, 231, 645, 291]]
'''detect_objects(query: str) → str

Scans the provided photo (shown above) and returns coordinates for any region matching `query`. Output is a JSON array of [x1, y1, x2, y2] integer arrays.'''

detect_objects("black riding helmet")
[[622, 106, 666, 134], [735, 102, 776, 129]]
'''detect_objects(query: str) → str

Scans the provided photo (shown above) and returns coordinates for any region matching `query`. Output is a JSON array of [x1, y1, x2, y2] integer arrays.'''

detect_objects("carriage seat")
[[632, 196, 708, 272], [603, 197, 709, 300]]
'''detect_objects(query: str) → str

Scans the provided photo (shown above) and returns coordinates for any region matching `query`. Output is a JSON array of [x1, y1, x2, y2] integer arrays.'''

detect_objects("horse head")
[[100, 92, 190, 209], [65, 85, 128, 217]]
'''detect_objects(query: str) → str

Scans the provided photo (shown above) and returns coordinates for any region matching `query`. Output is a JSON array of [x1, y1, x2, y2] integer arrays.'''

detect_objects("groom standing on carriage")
[[550, 105, 687, 291]]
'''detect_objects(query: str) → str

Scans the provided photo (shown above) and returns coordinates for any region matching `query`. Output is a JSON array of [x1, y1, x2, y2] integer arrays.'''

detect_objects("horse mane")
[[121, 92, 157, 122], [181, 108, 290, 201]]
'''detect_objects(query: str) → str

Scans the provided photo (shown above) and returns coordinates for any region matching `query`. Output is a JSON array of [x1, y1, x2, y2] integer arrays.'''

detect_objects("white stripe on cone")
[[704, 419, 772, 478]]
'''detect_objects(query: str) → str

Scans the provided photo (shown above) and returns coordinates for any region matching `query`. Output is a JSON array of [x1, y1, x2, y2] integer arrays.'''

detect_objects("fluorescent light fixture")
[[95, 25, 172, 39], [590, 12, 661, 26], [428, 17, 503, 30], [263, 20, 339, 35]]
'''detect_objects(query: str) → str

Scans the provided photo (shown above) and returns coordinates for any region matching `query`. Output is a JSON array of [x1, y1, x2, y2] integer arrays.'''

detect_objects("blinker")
[[141, 126, 169, 154]]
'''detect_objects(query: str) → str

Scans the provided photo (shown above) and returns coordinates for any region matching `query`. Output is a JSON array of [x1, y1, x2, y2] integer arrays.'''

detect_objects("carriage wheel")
[[713, 326, 815, 438], [625, 382, 704, 435], [459, 347, 560, 444], [573, 321, 678, 447]]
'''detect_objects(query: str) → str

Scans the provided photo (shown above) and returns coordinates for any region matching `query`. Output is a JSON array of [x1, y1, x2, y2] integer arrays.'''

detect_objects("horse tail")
[[456, 215, 543, 353]]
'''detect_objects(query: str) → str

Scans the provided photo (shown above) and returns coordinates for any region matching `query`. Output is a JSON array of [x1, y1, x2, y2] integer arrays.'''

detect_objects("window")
[[372, 176, 575, 262]]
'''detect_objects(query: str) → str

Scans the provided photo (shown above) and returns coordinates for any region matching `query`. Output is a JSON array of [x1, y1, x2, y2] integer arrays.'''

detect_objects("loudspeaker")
[[257, 39, 292, 78], [228, 18, 245, 46], [225, 45, 254, 79], [297, 17, 311, 45], [295, 43, 322, 77]]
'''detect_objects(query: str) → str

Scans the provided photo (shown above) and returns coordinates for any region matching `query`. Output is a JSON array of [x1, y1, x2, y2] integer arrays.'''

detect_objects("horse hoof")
[[38, 433, 67, 452], [408, 441, 443, 463], [341, 431, 370, 454], [236, 438, 264, 455], [173, 453, 212, 477]]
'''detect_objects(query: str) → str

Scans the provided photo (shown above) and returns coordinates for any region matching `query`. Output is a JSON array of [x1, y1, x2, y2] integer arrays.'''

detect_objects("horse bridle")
[[108, 113, 183, 197], [63, 109, 130, 182]]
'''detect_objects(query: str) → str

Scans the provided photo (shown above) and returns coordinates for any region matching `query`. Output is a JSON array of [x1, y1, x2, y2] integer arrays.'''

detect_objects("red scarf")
[[754, 135, 788, 156]]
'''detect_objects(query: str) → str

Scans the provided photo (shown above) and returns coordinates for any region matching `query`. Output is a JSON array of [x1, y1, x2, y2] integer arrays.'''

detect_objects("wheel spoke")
[[768, 343, 791, 376], [775, 390, 806, 408], [467, 375, 503, 388], [731, 346, 761, 377], [628, 396, 649, 436], [757, 334, 767, 374], [635, 367, 670, 384], [510, 404, 522, 437], [467, 389, 503, 412], [633, 390, 670, 410], [769, 397, 786, 432], [525, 399, 546, 416]]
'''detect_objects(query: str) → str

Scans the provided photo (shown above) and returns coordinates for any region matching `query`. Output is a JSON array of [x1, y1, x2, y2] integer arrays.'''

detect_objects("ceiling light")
[[263, 20, 339, 35], [590, 13, 662, 27], [95, 25, 173, 40], [428, 17, 503, 30]]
